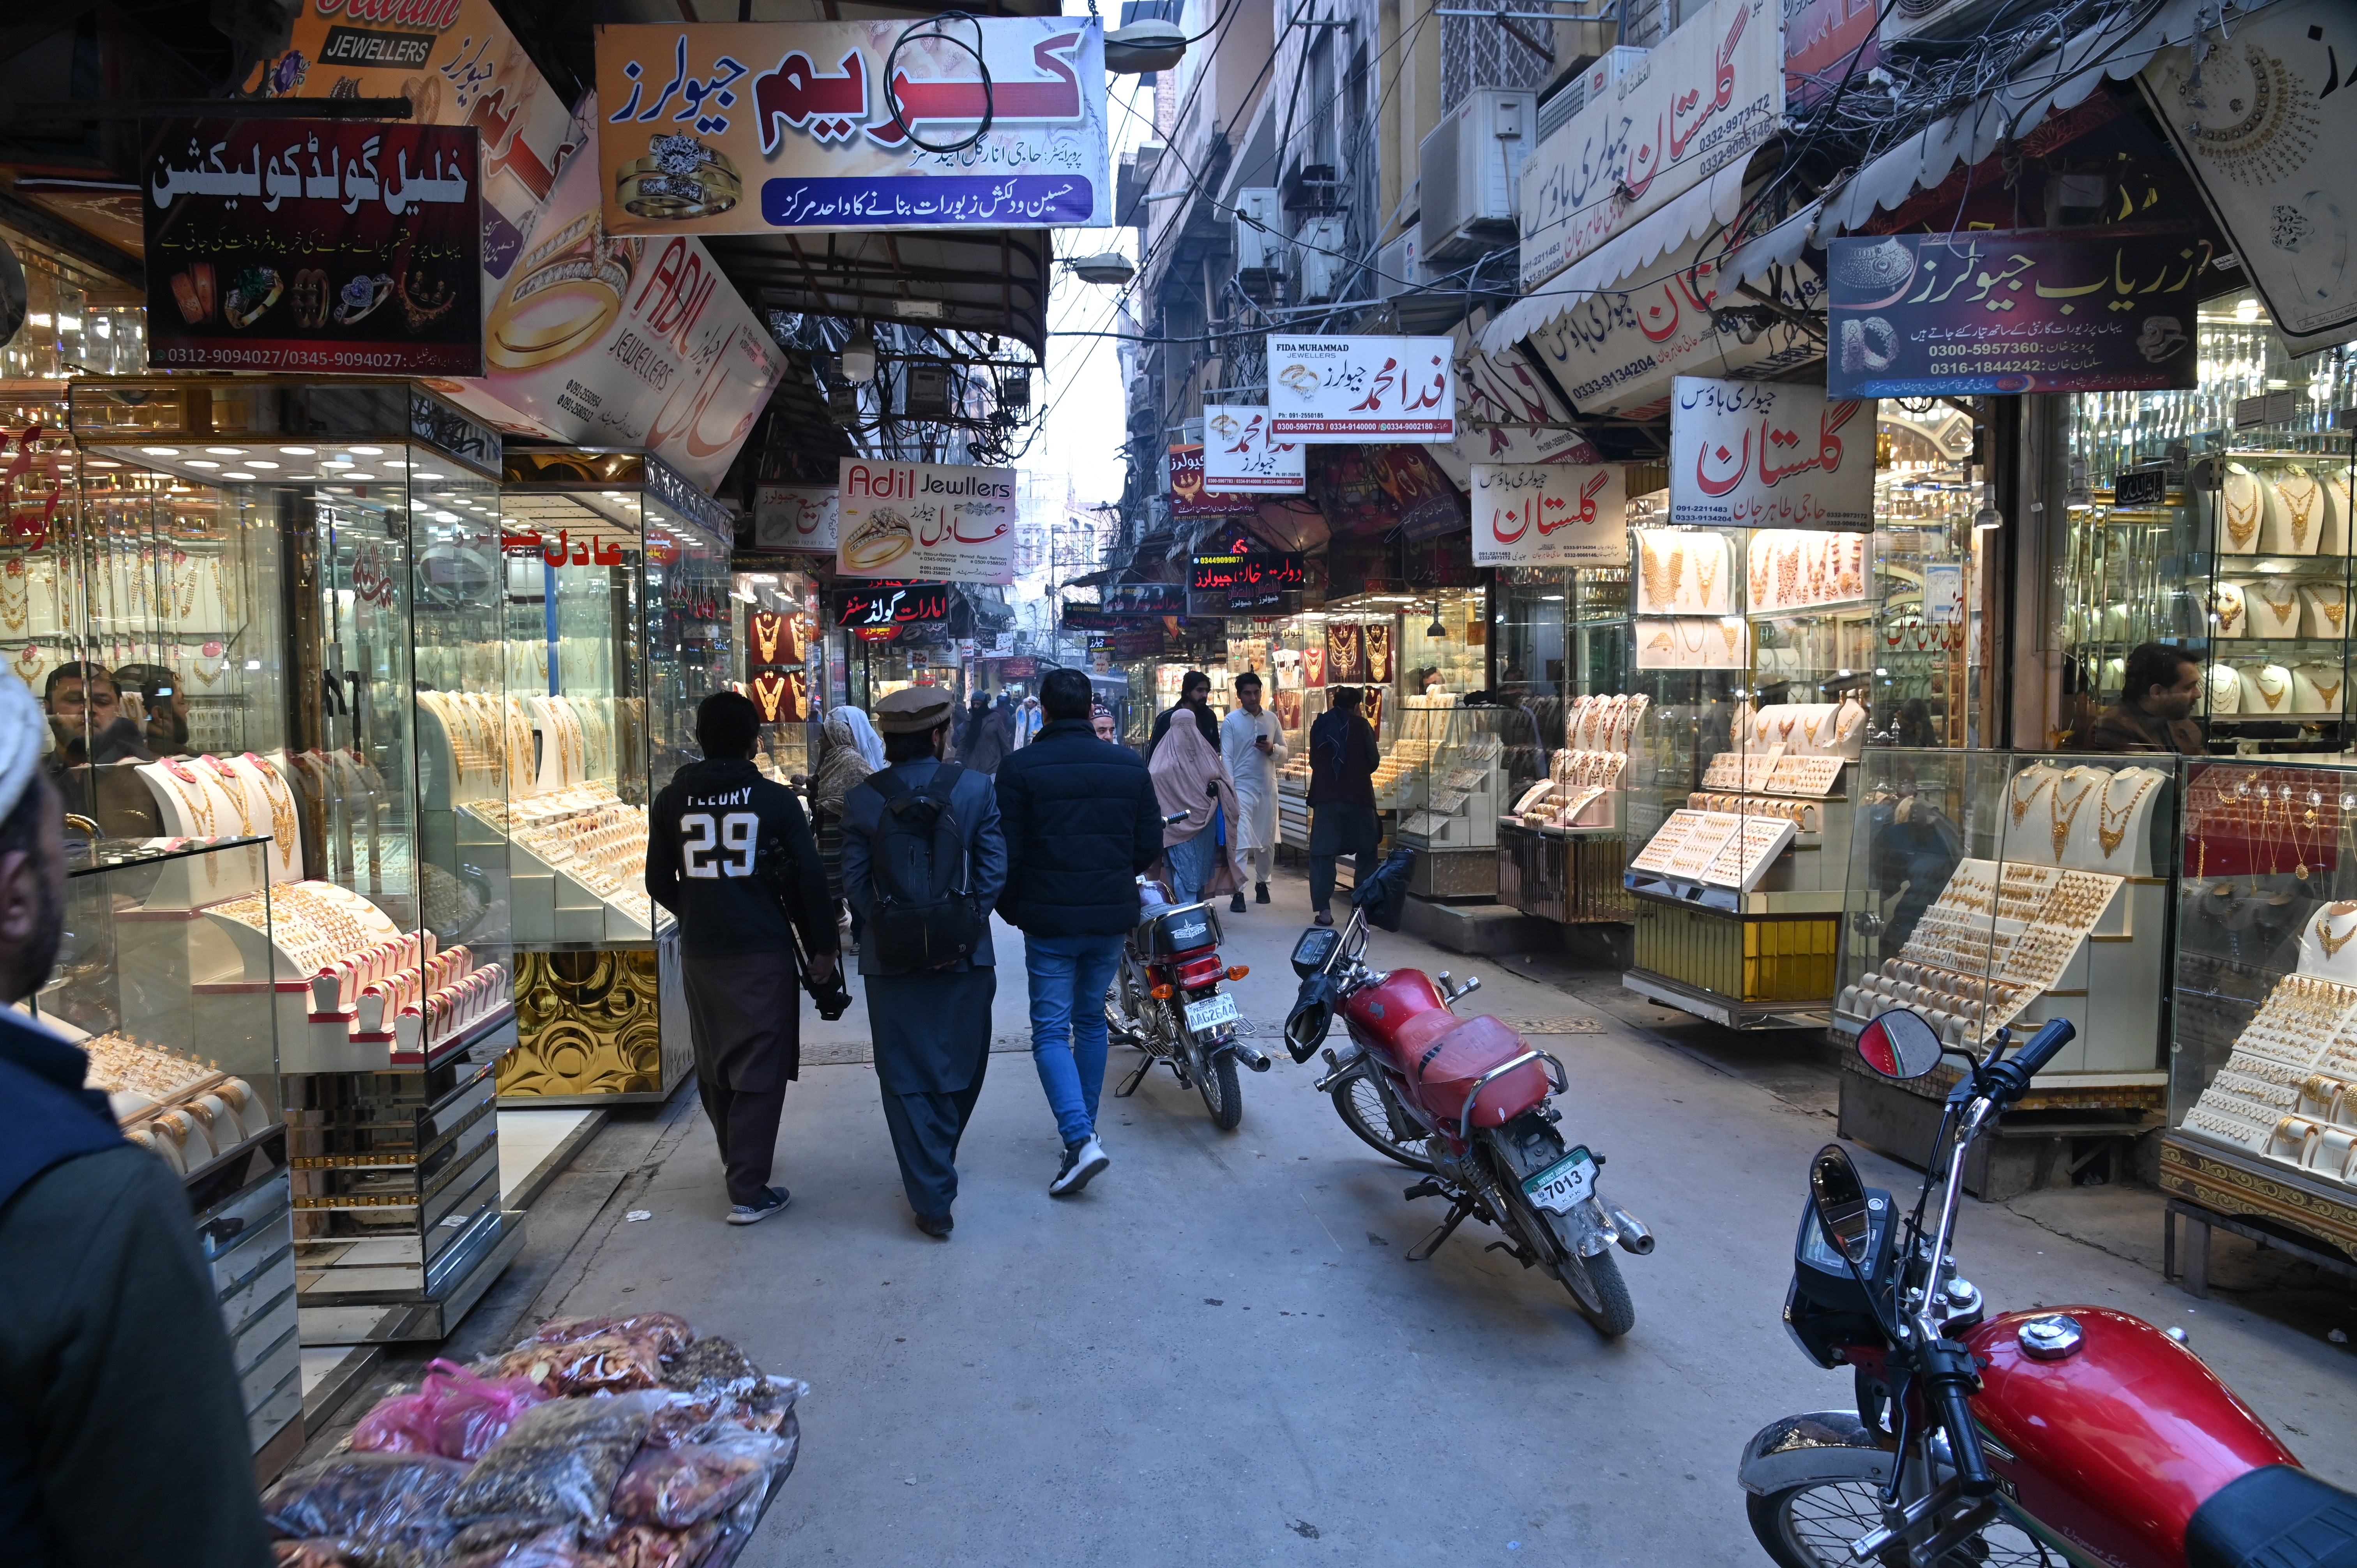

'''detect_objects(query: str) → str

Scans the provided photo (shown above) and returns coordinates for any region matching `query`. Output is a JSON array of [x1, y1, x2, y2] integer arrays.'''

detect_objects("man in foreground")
[[842, 686, 1007, 1238], [1306, 686, 1382, 927], [0, 671, 272, 1566], [647, 692, 839, 1225], [996, 667, 1163, 1196]]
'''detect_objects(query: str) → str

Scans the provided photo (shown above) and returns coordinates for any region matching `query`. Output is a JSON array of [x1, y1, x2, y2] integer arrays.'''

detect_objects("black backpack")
[[864, 764, 983, 971]]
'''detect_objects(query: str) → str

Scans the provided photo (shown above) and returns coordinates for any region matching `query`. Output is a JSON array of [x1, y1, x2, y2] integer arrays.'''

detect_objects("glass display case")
[[37, 835, 302, 1473], [1870, 402, 1983, 750], [487, 447, 733, 1106], [1495, 569, 1634, 925], [735, 568, 823, 782], [2162, 757, 2357, 1261], [67, 373, 527, 1345], [2064, 288, 2357, 748]]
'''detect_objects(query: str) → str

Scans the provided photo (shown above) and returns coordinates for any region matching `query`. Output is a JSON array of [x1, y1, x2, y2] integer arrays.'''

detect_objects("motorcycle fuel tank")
[[1341, 969, 1449, 1061], [1963, 1307, 2295, 1568]]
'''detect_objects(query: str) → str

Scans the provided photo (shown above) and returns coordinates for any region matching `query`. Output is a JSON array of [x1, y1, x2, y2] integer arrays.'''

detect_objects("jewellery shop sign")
[[1825, 226, 2203, 398], [836, 457, 1018, 584], [593, 19, 1110, 234], [1670, 376, 1872, 531], [142, 117, 483, 374], [1469, 463, 1628, 568], [1267, 336, 1456, 441]]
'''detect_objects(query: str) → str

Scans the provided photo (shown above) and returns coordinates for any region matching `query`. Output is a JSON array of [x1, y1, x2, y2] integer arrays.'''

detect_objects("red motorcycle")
[[1743, 1006, 2357, 1568], [1283, 851, 1652, 1336]]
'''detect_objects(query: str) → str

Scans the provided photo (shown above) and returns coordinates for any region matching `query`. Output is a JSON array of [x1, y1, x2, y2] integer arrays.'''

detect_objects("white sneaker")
[[1049, 1135, 1109, 1196]]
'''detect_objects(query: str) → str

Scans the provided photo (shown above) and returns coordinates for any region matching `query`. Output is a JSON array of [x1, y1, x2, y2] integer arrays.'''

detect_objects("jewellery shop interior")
[[9, 362, 832, 1471]]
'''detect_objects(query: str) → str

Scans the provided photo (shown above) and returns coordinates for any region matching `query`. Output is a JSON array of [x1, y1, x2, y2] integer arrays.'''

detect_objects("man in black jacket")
[[1307, 686, 1382, 927], [1147, 668, 1221, 757], [647, 692, 839, 1225], [996, 667, 1164, 1195]]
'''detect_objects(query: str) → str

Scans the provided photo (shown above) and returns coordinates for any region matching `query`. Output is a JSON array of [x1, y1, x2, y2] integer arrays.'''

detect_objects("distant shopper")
[[1148, 669, 1221, 757], [959, 692, 1016, 777], [0, 672, 274, 1568], [1012, 694, 1044, 749], [841, 685, 1007, 1238], [2081, 642, 2205, 754], [1092, 706, 1120, 744], [1150, 709, 1243, 906], [1219, 671, 1288, 913], [1307, 686, 1381, 927], [648, 692, 839, 1225], [995, 667, 1164, 1195], [810, 707, 878, 947]]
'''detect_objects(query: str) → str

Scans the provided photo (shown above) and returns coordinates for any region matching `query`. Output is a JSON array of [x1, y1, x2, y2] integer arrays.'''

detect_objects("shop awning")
[[1772, 0, 2249, 265], [705, 228, 1054, 356], [1478, 162, 1751, 359]]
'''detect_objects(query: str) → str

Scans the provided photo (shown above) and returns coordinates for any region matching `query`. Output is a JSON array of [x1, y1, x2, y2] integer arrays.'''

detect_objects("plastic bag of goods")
[[579, 1519, 724, 1568], [610, 1430, 792, 1529], [484, 1334, 665, 1397], [259, 1452, 470, 1557], [524, 1312, 694, 1359], [448, 1389, 666, 1530], [350, 1358, 551, 1461]]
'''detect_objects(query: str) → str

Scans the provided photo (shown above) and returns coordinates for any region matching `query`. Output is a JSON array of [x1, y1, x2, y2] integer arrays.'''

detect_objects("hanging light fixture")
[[1426, 599, 1447, 638], [839, 326, 878, 383]]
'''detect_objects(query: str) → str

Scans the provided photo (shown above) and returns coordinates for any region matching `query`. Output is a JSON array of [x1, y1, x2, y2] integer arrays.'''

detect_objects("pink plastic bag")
[[350, 1358, 551, 1461]]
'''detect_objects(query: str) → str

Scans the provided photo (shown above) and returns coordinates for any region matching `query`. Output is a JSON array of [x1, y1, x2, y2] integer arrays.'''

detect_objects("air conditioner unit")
[[1536, 46, 1647, 145], [1291, 215, 1348, 302], [1881, 0, 2009, 44], [1232, 187, 1285, 276], [1375, 227, 1423, 301], [1418, 87, 1531, 265]]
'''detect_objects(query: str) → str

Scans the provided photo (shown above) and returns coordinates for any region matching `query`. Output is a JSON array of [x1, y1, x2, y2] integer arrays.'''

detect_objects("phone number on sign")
[[156, 345, 458, 371]]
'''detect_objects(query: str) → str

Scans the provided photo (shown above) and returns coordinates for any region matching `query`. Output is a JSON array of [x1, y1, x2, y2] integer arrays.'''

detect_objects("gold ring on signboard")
[[485, 279, 620, 371], [617, 138, 744, 221]]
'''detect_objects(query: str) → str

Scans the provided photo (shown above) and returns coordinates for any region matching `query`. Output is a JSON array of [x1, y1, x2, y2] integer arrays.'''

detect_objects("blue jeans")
[[1164, 827, 1217, 904], [1025, 931, 1127, 1146]]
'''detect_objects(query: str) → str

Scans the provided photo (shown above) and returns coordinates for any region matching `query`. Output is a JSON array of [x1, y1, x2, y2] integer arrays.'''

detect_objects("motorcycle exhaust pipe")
[[1228, 1037, 1272, 1072], [1607, 1207, 1655, 1255]]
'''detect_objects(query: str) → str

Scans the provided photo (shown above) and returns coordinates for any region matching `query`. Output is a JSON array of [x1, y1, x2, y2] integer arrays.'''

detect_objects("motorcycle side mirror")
[[1857, 1008, 1944, 1081], [1808, 1143, 1874, 1266]]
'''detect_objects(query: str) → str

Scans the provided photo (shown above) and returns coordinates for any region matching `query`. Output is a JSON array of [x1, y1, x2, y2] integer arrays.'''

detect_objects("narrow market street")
[[320, 875, 2357, 1567]]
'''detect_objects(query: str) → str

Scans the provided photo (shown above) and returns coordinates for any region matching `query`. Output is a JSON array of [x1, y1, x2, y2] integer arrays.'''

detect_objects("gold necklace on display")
[[2223, 468, 2262, 549], [2319, 909, 2357, 959], [2281, 466, 2320, 549], [244, 753, 297, 868], [2009, 767, 2051, 827], [2051, 773, 2096, 859], [2255, 668, 2289, 710], [2253, 583, 2299, 625], [2311, 670, 2344, 708], [1750, 546, 1771, 606], [2214, 586, 2244, 636], [1694, 544, 1719, 609], [0, 560, 25, 632], [160, 758, 217, 839], [2097, 773, 2157, 858], [2313, 586, 2348, 633]]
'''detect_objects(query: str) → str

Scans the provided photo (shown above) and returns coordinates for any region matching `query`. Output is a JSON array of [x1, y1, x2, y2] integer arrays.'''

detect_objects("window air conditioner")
[[1417, 87, 1531, 265], [1233, 187, 1285, 277], [1291, 215, 1348, 302], [1535, 46, 1648, 146]]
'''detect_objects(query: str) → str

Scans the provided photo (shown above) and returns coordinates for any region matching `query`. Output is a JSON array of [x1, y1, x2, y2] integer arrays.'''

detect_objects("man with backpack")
[[840, 685, 1008, 1238], [647, 692, 839, 1225], [994, 667, 1164, 1196]]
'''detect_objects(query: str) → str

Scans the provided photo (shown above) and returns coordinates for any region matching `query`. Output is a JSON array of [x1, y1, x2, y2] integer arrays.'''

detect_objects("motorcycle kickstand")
[[1112, 1054, 1155, 1098], [1404, 1202, 1474, 1262]]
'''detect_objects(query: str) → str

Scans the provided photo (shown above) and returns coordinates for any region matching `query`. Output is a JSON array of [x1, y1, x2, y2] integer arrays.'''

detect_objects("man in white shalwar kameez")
[[1219, 671, 1288, 913]]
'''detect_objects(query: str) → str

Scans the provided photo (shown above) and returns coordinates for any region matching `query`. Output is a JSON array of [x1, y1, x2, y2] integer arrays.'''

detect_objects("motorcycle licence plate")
[[1523, 1146, 1597, 1215], [1183, 992, 1240, 1033]]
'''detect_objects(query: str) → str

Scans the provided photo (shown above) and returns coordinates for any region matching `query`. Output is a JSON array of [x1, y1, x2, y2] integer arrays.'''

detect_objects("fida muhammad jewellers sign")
[[593, 20, 1109, 234]]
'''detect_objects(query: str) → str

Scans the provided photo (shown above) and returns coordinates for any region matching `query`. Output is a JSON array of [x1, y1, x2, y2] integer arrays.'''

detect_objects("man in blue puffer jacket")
[[995, 667, 1165, 1197]]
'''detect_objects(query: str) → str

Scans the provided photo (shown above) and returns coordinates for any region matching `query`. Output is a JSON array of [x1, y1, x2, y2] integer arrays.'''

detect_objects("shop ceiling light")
[[205, 447, 245, 456], [140, 446, 179, 456], [350, 445, 384, 455], [839, 327, 878, 383], [223, 471, 255, 480], [186, 459, 219, 469], [247, 460, 279, 470], [283, 447, 316, 455]]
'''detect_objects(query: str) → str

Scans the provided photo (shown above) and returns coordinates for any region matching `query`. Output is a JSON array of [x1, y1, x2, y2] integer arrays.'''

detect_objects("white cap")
[[0, 673, 43, 823]]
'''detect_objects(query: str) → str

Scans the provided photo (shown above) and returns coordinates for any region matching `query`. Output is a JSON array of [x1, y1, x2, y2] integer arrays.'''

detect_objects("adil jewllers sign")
[[1670, 376, 1872, 530], [834, 457, 1017, 584], [1826, 226, 2203, 397], [593, 19, 1109, 234], [143, 118, 482, 374]]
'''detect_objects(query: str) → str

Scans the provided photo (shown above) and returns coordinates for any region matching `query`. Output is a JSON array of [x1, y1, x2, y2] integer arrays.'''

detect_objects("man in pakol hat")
[[840, 685, 1007, 1238], [0, 672, 272, 1565]]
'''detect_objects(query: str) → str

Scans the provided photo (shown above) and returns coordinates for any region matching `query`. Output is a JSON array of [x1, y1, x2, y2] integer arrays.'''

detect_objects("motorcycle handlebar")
[[1921, 1340, 1998, 1498], [1983, 1018, 2076, 1105]]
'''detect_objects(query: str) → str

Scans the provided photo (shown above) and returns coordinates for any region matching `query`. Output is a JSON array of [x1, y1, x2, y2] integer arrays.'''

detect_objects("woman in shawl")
[[1148, 713, 1244, 906], [809, 707, 876, 945], [1012, 694, 1044, 749]]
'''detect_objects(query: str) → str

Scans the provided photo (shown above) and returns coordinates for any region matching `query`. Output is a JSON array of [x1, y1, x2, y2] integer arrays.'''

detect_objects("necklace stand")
[[2239, 663, 2296, 717], [2265, 473, 2325, 555], [2000, 761, 2066, 866], [2206, 662, 2243, 716], [2300, 906, 2357, 987], [2073, 765, 2167, 878]]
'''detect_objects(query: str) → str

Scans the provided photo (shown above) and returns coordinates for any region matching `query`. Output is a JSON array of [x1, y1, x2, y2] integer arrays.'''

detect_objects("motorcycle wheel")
[[1493, 1170, 1636, 1337], [1746, 1482, 2062, 1568], [1330, 1074, 1436, 1172], [1196, 1046, 1242, 1131]]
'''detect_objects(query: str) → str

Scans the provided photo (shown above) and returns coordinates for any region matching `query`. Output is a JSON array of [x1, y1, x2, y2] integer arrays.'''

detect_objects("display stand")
[[492, 447, 731, 1107], [37, 837, 302, 1472], [1621, 703, 1863, 1028], [1828, 749, 2179, 1198]]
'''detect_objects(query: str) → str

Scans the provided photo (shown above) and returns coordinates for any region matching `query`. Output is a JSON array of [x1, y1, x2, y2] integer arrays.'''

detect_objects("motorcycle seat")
[[2187, 1464, 2357, 1568], [1406, 1014, 1548, 1131]]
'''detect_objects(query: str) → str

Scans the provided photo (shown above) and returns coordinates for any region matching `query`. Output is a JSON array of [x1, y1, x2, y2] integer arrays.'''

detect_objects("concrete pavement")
[[328, 871, 2357, 1566]]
